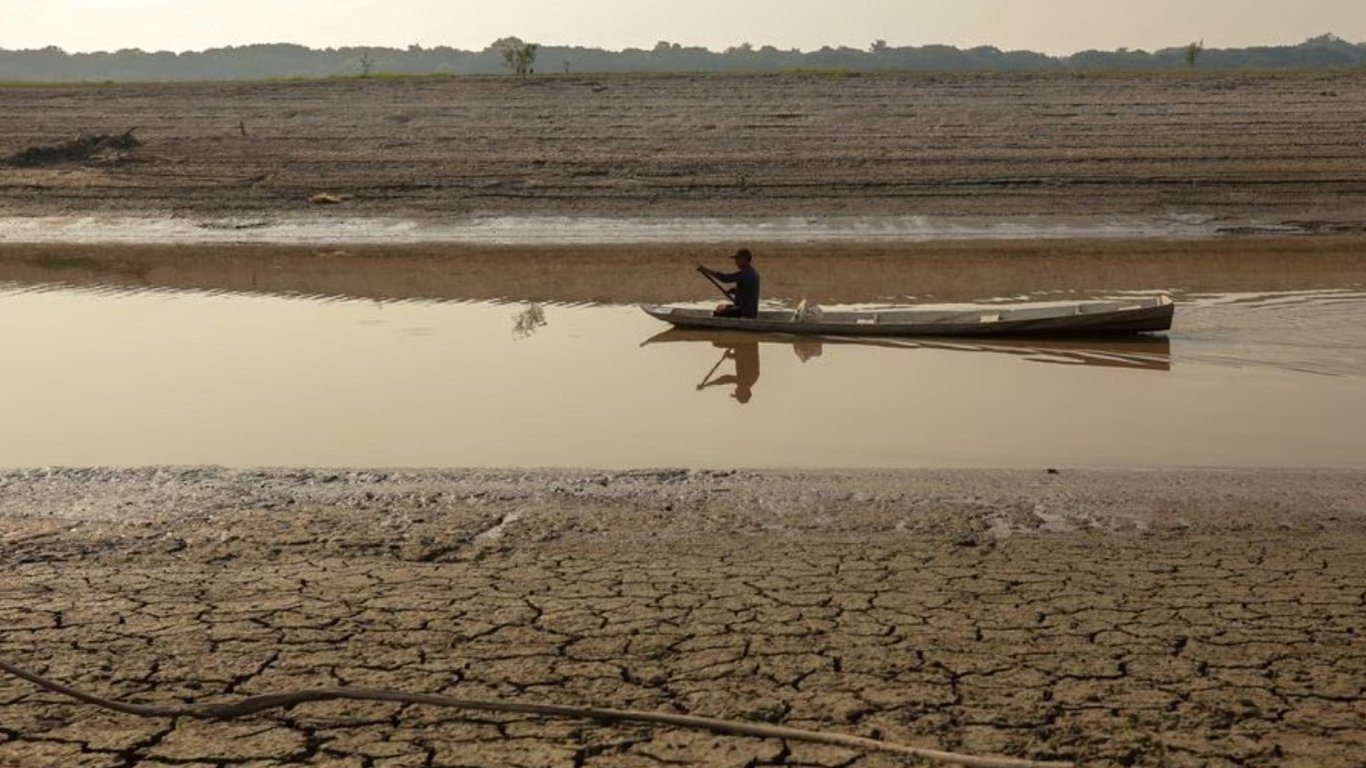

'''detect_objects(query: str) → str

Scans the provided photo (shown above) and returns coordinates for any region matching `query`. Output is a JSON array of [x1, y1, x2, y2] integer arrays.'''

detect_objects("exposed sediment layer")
[[3, 72, 1366, 223]]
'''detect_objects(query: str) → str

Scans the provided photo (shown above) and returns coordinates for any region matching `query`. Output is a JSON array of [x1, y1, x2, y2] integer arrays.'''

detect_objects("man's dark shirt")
[[714, 265, 760, 318]]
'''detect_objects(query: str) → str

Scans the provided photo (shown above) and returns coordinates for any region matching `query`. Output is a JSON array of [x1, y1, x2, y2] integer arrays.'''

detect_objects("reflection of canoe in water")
[[643, 328, 1172, 372], [642, 295, 1174, 337]]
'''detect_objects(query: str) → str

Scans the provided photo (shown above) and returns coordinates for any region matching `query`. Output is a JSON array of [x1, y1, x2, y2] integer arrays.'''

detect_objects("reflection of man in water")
[[698, 341, 760, 403]]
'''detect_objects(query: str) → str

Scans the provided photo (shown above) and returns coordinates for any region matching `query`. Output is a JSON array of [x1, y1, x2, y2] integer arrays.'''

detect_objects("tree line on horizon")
[[1, 34, 1362, 82]]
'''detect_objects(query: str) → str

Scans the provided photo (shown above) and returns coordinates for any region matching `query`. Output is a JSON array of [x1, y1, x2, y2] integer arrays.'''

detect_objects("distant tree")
[[870, 39, 888, 53], [498, 37, 538, 78], [1184, 39, 1204, 70], [358, 51, 374, 77]]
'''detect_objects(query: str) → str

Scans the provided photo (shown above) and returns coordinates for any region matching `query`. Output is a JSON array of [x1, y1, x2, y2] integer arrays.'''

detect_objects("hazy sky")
[[2, 0, 1362, 54]]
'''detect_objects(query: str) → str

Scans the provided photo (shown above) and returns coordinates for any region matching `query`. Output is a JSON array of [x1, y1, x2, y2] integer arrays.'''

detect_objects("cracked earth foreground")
[[1, 468, 1363, 767]]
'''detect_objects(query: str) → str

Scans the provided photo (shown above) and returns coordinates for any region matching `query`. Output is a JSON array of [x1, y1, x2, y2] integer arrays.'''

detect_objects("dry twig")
[[0, 657, 1072, 768]]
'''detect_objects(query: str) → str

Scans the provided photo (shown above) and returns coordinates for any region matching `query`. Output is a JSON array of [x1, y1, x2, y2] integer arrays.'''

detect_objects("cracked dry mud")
[[2, 468, 1363, 767]]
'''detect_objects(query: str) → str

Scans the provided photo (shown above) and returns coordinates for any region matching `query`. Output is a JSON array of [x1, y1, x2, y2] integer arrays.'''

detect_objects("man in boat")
[[698, 248, 760, 319]]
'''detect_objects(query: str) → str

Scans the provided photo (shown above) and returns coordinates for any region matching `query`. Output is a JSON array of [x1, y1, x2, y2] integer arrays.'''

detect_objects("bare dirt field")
[[3, 71, 1366, 225], [3, 72, 1366, 768]]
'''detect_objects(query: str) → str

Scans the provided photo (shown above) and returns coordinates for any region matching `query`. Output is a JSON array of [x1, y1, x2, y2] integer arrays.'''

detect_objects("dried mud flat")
[[2, 468, 1365, 768], [3, 72, 1366, 225]]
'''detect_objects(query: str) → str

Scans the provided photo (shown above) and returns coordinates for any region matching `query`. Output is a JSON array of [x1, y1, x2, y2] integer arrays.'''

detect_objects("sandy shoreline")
[[0, 213, 1281, 246], [5, 236, 1366, 306], [2, 467, 1364, 767]]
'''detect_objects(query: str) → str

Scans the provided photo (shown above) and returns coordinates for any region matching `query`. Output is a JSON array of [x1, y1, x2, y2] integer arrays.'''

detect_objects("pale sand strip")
[[2, 237, 1365, 306]]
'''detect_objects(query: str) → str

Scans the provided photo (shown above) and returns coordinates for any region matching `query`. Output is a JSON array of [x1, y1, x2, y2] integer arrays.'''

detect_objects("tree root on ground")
[[0, 656, 1072, 768]]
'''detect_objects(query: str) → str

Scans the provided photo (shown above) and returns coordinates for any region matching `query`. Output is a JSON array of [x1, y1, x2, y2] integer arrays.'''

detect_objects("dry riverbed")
[[3, 71, 1366, 767], [2, 467, 1364, 767], [4, 72, 1366, 227]]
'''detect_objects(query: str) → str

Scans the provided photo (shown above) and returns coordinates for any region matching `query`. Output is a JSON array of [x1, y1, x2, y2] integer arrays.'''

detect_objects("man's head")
[[733, 248, 753, 267], [734, 383, 753, 404]]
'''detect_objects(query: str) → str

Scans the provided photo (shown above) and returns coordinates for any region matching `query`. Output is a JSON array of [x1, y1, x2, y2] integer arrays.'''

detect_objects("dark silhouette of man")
[[699, 248, 760, 319], [698, 341, 760, 404]]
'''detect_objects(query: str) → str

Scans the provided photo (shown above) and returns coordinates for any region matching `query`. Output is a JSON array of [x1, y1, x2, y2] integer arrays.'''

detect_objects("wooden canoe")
[[641, 295, 1173, 337]]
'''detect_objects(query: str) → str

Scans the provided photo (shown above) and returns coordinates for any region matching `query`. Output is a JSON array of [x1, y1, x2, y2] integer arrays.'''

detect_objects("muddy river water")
[[2, 281, 1363, 469]]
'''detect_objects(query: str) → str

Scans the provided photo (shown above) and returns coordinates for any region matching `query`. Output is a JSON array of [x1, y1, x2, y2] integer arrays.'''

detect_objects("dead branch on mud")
[[5, 128, 142, 167], [0, 657, 1072, 768]]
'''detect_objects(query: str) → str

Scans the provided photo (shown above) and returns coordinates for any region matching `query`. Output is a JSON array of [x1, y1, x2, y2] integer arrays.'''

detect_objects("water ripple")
[[1172, 288, 1366, 377]]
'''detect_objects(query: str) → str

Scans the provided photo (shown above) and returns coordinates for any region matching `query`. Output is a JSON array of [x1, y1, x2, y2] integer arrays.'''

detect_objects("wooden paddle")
[[696, 348, 730, 390]]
